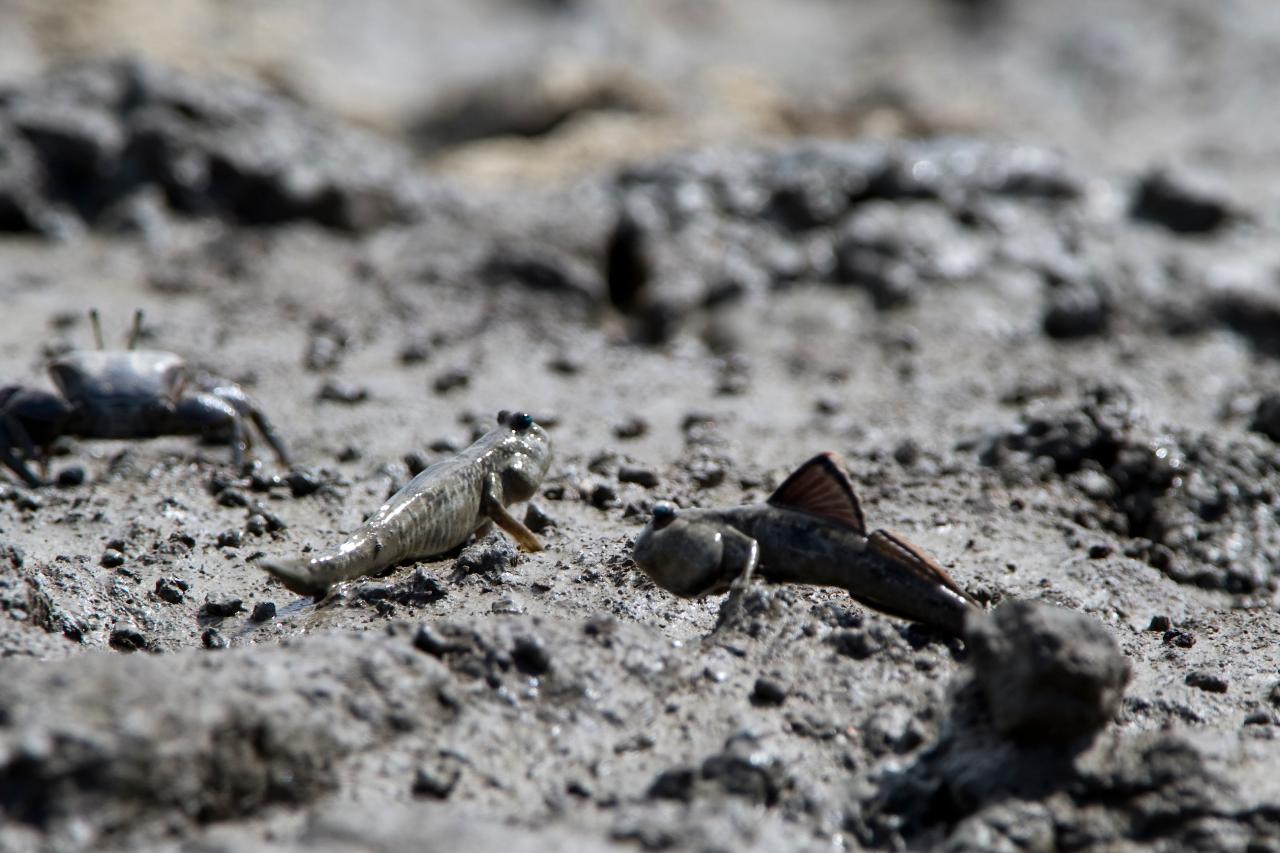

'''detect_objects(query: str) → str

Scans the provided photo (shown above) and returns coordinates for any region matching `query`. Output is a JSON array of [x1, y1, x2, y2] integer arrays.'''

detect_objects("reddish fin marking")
[[868, 529, 973, 601], [768, 452, 865, 533]]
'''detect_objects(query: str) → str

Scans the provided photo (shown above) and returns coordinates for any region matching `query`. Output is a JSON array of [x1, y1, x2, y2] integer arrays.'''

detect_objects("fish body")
[[633, 453, 977, 634], [263, 410, 551, 597]]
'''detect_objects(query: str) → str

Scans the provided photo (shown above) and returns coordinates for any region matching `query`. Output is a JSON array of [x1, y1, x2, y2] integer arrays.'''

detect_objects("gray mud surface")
[[4, 3, 1280, 851]]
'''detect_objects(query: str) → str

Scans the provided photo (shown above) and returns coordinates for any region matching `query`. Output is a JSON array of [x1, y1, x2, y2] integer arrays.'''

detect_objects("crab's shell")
[[48, 350, 188, 406]]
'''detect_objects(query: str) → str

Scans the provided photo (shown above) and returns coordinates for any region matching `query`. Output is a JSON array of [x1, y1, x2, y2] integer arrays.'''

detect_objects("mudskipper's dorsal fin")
[[768, 452, 866, 533], [867, 529, 974, 602]]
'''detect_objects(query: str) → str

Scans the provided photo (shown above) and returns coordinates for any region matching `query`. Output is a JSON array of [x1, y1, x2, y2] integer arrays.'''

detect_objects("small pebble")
[[404, 452, 429, 477], [109, 624, 150, 652], [433, 369, 469, 394], [1163, 628, 1196, 648], [399, 341, 431, 364], [613, 417, 648, 440], [15, 493, 42, 512], [100, 549, 125, 568], [412, 758, 460, 799], [512, 635, 551, 676], [250, 601, 277, 622], [1087, 543, 1112, 559], [285, 468, 322, 498], [245, 514, 268, 536], [1147, 615, 1172, 632], [202, 628, 228, 650], [892, 439, 920, 467], [217, 488, 249, 508], [202, 596, 244, 618], [154, 577, 185, 604], [750, 677, 788, 707], [618, 465, 659, 488], [217, 529, 243, 548], [55, 466, 86, 487], [524, 503, 555, 534], [1186, 672, 1228, 693], [337, 444, 362, 462], [590, 483, 618, 509], [317, 379, 368, 404]]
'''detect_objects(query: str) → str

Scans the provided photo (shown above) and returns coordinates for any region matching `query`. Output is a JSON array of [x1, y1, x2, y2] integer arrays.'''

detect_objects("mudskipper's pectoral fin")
[[867, 529, 977, 605], [721, 527, 760, 593], [482, 473, 543, 552], [768, 452, 865, 533]]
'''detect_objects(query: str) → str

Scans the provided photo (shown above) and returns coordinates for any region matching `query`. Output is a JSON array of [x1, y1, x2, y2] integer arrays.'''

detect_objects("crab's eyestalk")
[[651, 501, 678, 530], [128, 310, 145, 351], [510, 411, 534, 432]]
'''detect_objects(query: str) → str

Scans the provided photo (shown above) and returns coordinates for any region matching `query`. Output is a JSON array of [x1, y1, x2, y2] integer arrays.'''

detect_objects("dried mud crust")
[[3, 58, 1280, 852]]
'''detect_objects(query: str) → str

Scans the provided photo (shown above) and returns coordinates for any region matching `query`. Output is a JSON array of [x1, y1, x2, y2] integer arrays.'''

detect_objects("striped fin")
[[868, 529, 974, 602], [768, 452, 865, 533]]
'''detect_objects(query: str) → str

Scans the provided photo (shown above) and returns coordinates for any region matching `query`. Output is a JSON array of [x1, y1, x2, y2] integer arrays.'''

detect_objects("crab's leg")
[[208, 385, 290, 466], [172, 394, 247, 467], [0, 419, 43, 487]]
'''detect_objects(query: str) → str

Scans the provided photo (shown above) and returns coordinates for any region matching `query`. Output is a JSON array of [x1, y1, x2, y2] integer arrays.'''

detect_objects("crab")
[[0, 310, 290, 487]]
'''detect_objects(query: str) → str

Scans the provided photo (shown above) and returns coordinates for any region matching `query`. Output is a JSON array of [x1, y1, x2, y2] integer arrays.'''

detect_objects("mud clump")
[[984, 385, 1280, 592], [965, 600, 1130, 742], [0, 59, 428, 235]]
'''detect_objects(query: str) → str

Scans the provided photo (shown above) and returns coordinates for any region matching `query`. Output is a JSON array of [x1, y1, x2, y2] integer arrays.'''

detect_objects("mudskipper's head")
[[633, 502, 727, 598], [493, 409, 553, 502]]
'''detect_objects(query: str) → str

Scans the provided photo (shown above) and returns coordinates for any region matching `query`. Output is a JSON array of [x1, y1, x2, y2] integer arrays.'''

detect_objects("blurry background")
[[5, 0, 1280, 192]]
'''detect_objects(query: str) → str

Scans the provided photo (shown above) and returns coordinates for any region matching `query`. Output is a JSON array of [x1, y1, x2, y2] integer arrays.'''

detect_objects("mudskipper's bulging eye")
[[651, 502, 678, 529], [511, 412, 534, 431]]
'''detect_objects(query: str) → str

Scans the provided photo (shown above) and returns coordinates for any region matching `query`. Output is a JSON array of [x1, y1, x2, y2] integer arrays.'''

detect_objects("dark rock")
[[1087, 543, 1112, 559], [1043, 280, 1110, 339], [398, 340, 430, 364], [1163, 628, 1196, 648], [511, 635, 551, 676], [109, 624, 150, 652], [1130, 167, 1234, 234], [1250, 393, 1280, 443], [523, 503, 555, 534], [618, 465, 659, 488], [613, 416, 648, 439], [15, 492, 43, 512], [202, 596, 244, 618], [403, 452, 429, 477], [699, 741, 788, 807], [217, 488, 248, 508], [965, 600, 1131, 741], [244, 514, 268, 536], [1185, 671, 1228, 693], [892, 439, 920, 467], [432, 369, 470, 394], [217, 529, 243, 548], [154, 577, 185, 604], [285, 469, 323, 498], [750, 677, 788, 707], [412, 755, 461, 800], [55, 465, 86, 487], [590, 483, 618, 508], [412, 624, 460, 657], [317, 379, 368, 405], [1147, 614, 1171, 632], [201, 628, 228, 649], [647, 768, 695, 802], [100, 548, 125, 568], [250, 601, 276, 622]]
